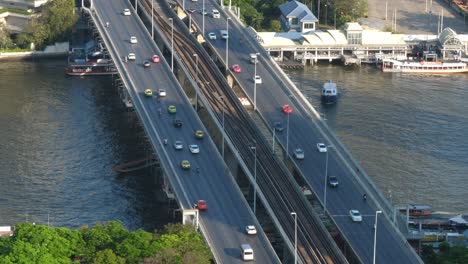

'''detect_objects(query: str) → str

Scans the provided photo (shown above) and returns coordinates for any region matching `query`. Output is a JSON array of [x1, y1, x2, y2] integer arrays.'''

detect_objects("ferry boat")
[[381, 59, 468, 73], [321, 81, 338, 104], [398, 204, 432, 217]]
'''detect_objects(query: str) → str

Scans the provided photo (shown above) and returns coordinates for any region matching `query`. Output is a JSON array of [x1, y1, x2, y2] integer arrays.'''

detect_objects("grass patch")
[[0, 8, 33, 15]]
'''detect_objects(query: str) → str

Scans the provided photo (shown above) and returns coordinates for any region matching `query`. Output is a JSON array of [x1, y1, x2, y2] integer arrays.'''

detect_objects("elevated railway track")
[[140, 0, 348, 263]]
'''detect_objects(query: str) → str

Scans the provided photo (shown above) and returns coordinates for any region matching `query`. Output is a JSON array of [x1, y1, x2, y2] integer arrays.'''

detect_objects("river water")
[[0, 59, 466, 231], [0, 59, 170, 230], [286, 63, 468, 214]]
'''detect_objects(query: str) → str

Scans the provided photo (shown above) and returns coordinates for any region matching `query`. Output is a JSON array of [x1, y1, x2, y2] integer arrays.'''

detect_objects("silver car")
[[294, 148, 304, 160], [189, 144, 200, 154], [174, 140, 183, 150]]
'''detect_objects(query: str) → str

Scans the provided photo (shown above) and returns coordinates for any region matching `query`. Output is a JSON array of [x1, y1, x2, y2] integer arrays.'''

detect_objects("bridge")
[[85, 0, 423, 263]]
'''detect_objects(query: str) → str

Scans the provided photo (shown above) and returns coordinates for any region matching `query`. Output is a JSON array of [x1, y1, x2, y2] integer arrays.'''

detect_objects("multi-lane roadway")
[[90, 0, 281, 263], [184, 0, 422, 263]]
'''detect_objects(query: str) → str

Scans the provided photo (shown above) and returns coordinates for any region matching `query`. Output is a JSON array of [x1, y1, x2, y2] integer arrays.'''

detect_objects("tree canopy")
[[0, 222, 211, 264], [224, 0, 367, 31]]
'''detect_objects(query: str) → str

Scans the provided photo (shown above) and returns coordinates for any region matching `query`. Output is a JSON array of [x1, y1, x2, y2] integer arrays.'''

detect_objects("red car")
[[151, 55, 160, 63], [232, 64, 242, 73], [196, 200, 207, 211], [282, 104, 293, 114]]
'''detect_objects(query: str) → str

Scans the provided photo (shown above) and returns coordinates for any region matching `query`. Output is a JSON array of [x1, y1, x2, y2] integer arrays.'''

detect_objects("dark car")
[[328, 176, 339, 187], [173, 119, 183, 128], [274, 122, 284, 132], [143, 60, 151, 67]]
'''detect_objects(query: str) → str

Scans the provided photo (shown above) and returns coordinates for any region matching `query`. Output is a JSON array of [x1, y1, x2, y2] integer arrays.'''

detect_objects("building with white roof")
[[255, 22, 468, 65]]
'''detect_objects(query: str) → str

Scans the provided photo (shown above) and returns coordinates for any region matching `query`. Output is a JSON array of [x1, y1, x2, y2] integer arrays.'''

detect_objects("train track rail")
[[140, 0, 348, 263]]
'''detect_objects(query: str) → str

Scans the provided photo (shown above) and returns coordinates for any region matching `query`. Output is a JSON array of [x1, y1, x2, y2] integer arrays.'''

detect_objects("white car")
[[349, 210, 362, 222], [212, 9, 220, 18], [158, 89, 167, 97], [208, 32, 217, 40], [245, 225, 257, 235], [317, 143, 327, 153], [174, 140, 184, 150], [123, 9, 131, 16], [189, 144, 200, 154], [294, 148, 304, 160], [254, 76, 262, 84], [130, 36, 138, 44], [127, 53, 136, 60]]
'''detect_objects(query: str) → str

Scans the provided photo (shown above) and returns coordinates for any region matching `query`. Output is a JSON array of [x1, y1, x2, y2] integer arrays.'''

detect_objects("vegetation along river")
[[0, 59, 467, 230]]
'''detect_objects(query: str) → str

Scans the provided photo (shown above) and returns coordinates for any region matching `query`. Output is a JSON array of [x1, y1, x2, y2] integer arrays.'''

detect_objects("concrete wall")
[[0, 42, 69, 59]]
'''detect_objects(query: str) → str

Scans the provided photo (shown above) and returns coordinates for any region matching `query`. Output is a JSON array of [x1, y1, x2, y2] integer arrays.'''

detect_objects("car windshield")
[[352, 211, 360, 216]]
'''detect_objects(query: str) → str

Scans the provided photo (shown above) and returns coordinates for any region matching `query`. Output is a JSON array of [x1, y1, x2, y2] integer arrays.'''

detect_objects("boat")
[[321, 80, 338, 104], [398, 204, 432, 217], [0, 226, 14, 237], [64, 65, 117, 76], [112, 156, 158, 173], [381, 59, 468, 73]]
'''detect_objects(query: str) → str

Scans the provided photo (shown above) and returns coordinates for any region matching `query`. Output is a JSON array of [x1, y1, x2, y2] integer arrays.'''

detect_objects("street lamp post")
[[169, 18, 174, 72], [193, 53, 199, 111], [202, 0, 205, 36], [219, 96, 225, 158], [272, 124, 276, 154], [253, 52, 259, 111], [373, 210, 383, 264], [324, 145, 333, 212], [286, 112, 290, 158], [151, 0, 154, 38], [251, 144, 257, 214], [135, 0, 138, 13], [225, 17, 230, 74], [290, 212, 297, 264]]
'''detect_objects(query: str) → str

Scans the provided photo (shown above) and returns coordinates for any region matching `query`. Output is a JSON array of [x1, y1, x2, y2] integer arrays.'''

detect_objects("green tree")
[[91, 249, 125, 264], [0, 22, 13, 49]]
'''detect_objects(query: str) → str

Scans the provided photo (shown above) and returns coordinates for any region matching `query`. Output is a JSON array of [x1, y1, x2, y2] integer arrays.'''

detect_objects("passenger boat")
[[398, 204, 432, 217], [321, 80, 338, 104], [381, 59, 468, 73]]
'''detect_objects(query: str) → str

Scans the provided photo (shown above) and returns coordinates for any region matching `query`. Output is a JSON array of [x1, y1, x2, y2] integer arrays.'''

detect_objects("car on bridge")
[[212, 9, 220, 18], [144, 89, 153, 97], [245, 225, 257, 235], [282, 104, 292, 114], [158, 89, 167, 97], [195, 130, 204, 139], [122, 8, 131, 16], [173, 119, 183, 128], [274, 122, 284, 132], [328, 176, 339, 187], [200, 8, 208, 16], [349, 210, 362, 222], [174, 140, 184, 150], [151, 55, 160, 63], [317, 143, 327, 153], [294, 148, 304, 160], [130, 36, 138, 44], [181, 160, 191, 170], [143, 60, 151, 68], [167, 105, 177, 114], [232, 64, 242, 73], [189, 144, 200, 154], [208, 32, 216, 40], [195, 200, 207, 211], [254, 75, 262, 84], [127, 53, 136, 60]]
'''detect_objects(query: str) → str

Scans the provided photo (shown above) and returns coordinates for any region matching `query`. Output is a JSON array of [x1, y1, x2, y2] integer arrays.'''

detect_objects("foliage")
[[0, 22, 14, 49], [0, 222, 211, 263], [223, 0, 367, 31], [0, 8, 32, 15], [4, 0, 77, 50], [421, 243, 468, 264]]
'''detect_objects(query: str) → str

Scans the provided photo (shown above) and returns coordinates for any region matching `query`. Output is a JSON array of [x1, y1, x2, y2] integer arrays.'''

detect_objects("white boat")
[[321, 81, 338, 104], [381, 59, 468, 73]]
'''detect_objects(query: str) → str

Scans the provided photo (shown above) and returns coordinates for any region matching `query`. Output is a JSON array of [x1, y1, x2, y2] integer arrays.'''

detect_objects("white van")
[[249, 53, 258, 64], [240, 244, 254, 261]]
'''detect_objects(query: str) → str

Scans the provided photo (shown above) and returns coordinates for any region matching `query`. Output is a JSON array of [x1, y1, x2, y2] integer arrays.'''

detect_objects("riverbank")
[[0, 42, 69, 60]]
